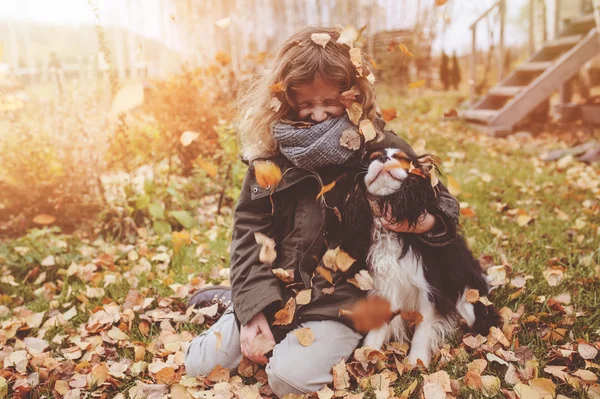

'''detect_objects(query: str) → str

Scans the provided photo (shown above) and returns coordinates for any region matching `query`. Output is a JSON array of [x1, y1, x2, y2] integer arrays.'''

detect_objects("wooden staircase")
[[461, 14, 600, 135]]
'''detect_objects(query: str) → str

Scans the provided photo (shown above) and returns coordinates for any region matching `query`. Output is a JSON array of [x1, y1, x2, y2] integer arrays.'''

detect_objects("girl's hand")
[[379, 205, 436, 234], [240, 312, 275, 365]]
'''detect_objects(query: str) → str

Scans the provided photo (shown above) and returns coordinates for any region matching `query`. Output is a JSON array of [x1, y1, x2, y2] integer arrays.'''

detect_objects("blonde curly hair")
[[234, 26, 379, 161]]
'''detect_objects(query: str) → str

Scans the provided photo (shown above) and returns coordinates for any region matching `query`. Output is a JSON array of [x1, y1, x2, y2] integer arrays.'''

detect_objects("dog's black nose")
[[377, 155, 389, 163]]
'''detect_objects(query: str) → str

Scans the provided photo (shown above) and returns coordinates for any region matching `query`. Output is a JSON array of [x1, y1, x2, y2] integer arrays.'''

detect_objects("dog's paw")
[[407, 348, 430, 368]]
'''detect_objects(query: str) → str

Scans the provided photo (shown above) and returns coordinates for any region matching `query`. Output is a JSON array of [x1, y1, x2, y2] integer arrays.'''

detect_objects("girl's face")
[[291, 80, 345, 123]]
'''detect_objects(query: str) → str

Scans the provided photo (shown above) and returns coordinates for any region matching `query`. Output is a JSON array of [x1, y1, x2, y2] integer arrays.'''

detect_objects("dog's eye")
[[369, 151, 385, 161]]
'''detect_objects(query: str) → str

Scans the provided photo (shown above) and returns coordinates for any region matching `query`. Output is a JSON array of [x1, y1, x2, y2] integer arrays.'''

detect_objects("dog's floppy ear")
[[417, 154, 442, 170]]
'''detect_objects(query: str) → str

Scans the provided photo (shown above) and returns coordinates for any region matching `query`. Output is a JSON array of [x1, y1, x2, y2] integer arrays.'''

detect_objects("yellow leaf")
[[109, 81, 144, 119], [254, 160, 282, 189], [359, 119, 377, 142], [171, 231, 191, 254], [408, 80, 426, 89], [465, 289, 480, 303], [346, 101, 363, 125], [446, 175, 462, 196], [311, 33, 331, 48], [32, 214, 56, 225], [272, 268, 294, 284], [316, 266, 333, 284], [254, 232, 277, 265], [517, 214, 533, 227], [398, 43, 413, 57], [294, 327, 315, 347], [197, 158, 218, 179], [296, 289, 312, 305], [350, 47, 362, 69], [336, 249, 356, 272], [317, 180, 336, 200], [273, 298, 296, 326]]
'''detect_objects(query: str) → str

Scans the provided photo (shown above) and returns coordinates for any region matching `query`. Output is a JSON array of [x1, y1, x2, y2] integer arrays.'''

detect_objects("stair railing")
[[468, 0, 506, 105]]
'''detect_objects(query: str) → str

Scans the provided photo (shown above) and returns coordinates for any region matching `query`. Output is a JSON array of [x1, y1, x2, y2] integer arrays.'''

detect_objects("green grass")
[[1, 93, 599, 398]]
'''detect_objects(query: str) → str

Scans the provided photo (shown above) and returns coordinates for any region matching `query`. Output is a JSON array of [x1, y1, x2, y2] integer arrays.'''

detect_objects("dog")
[[340, 148, 501, 367]]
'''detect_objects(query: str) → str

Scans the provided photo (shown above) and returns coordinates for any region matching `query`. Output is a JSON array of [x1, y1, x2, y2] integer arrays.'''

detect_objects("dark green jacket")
[[229, 127, 460, 334]]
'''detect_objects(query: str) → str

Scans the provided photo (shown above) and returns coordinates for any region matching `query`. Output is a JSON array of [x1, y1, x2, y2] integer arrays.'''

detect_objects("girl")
[[185, 26, 459, 397]]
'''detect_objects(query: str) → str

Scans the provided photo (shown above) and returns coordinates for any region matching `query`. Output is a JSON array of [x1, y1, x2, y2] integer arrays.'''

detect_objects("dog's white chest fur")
[[364, 222, 468, 366]]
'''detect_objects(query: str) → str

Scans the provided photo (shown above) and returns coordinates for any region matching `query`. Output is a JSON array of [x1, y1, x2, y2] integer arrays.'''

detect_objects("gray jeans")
[[184, 307, 362, 397]]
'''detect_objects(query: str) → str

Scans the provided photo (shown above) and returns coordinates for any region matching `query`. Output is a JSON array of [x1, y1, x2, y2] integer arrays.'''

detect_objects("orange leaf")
[[339, 86, 360, 108], [317, 180, 336, 200], [254, 160, 282, 189], [32, 214, 56, 225], [207, 365, 230, 383], [400, 311, 423, 327], [155, 366, 178, 384], [435, 0, 448, 5], [197, 158, 218, 179], [381, 108, 397, 122], [341, 296, 393, 333], [273, 298, 296, 326], [316, 266, 333, 284], [465, 289, 480, 303], [294, 327, 315, 347], [269, 81, 285, 92]]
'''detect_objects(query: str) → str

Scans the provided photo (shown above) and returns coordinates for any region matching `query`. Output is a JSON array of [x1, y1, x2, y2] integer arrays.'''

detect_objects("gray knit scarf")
[[271, 115, 359, 169]]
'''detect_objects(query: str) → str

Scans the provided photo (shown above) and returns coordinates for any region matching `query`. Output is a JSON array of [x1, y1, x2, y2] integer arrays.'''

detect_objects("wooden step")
[[545, 34, 583, 48], [460, 109, 498, 123], [517, 61, 553, 72], [567, 14, 595, 28], [488, 86, 525, 97]]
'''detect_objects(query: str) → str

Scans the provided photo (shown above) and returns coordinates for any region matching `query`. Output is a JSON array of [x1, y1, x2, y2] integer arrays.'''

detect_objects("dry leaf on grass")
[[254, 232, 276, 265], [273, 298, 296, 326], [332, 359, 350, 392], [578, 342, 599, 360], [294, 328, 315, 347], [207, 365, 230, 383]]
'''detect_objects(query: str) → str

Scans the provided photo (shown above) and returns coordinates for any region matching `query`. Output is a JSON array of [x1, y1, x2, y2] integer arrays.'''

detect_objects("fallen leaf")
[[340, 129, 361, 151], [423, 381, 446, 399], [346, 101, 363, 125], [317, 181, 336, 200], [332, 359, 350, 392], [296, 289, 312, 305], [339, 86, 360, 108], [207, 365, 230, 383], [254, 160, 282, 189], [481, 375, 501, 397], [316, 266, 333, 284], [270, 96, 282, 112], [254, 232, 277, 265], [32, 214, 56, 225], [155, 366, 177, 385], [350, 47, 362, 69], [180, 131, 200, 147], [529, 378, 555, 399], [398, 43, 413, 57], [337, 25, 359, 47], [294, 328, 315, 347], [359, 120, 377, 142], [401, 311, 423, 327], [408, 80, 426, 89], [572, 369, 598, 382], [543, 267, 565, 287], [272, 268, 295, 284], [269, 81, 285, 93], [446, 175, 462, 196], [578, 342, 599, 360], [250, 333, 275, 355], [381, 108, 397, 122], [399, 379, 418, 398], [273, 298, 296, 326], [311, 33, 331, 48], [465, 289, 480, 303]]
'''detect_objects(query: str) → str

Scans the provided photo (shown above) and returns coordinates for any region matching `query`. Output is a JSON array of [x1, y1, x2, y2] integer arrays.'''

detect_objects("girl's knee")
[[266, 363, 310, 398]]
